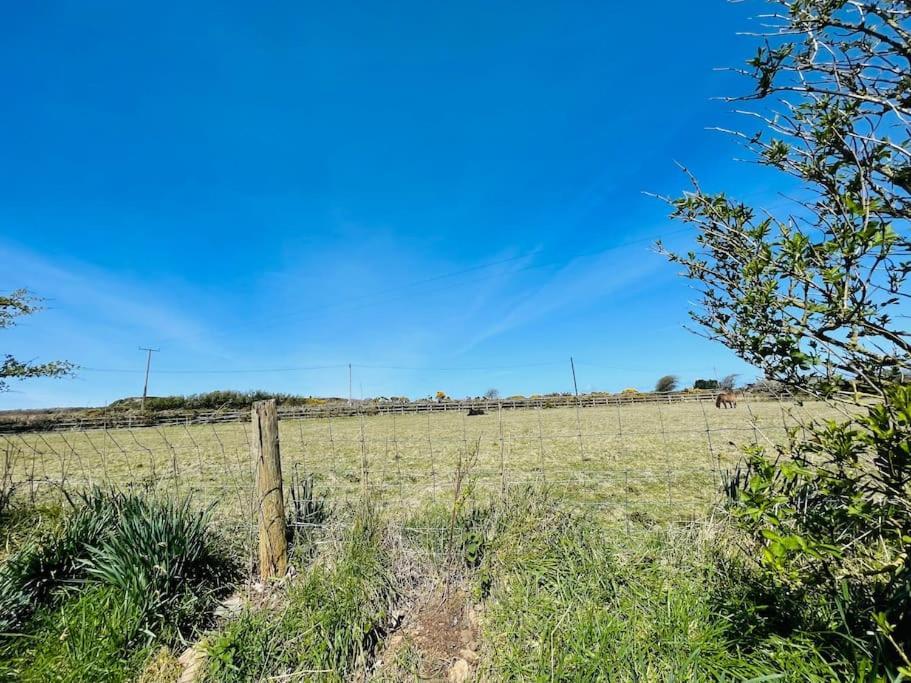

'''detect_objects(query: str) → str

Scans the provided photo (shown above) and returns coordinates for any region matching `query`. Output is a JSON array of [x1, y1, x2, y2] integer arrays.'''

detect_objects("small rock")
[[213, 595, 245, 619], [177, 648, 195, 667], [449, 658, 470, 683], [177, 644, 207, 683]]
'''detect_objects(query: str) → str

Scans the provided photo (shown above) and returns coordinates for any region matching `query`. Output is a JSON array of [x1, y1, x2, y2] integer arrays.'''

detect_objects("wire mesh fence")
[[1, 394, 844, 551]]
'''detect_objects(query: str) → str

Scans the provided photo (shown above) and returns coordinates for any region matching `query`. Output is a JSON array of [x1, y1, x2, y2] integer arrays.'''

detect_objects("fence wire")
[[0, 395, 843, 552]]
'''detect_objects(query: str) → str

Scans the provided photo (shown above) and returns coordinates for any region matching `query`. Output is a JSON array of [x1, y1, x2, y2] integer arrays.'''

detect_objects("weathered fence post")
[[252, 399, 288, 581]]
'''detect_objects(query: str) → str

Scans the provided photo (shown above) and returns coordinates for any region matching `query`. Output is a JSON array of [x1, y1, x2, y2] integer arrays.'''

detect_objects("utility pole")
[[570, 356, 586, 461], [570, 356, 580, 398], [348, 363, 353, 406], [139, 347, 159, 411]]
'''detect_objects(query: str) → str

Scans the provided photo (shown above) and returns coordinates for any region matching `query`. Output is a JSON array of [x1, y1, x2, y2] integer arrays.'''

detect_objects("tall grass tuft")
[[204, 504, 398, 682], [475, 486, 848, 681], [0, 489, 121, 632], [82, 494, 235, 638], [0, 488, 236, 681], [286, 465, 330, 549], [3, 586, 151, 683]]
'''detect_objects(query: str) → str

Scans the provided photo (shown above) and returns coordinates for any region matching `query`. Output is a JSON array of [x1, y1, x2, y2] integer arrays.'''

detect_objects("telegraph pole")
[[348, 363, 353, 406], [139, 347, 159, 411], [570, 356, 580, 398], [570, 356, 585, 461]]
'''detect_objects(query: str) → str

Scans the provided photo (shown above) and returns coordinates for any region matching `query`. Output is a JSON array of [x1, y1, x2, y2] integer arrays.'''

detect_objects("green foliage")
[[0, 289, 74, 392], [0, 489, 122, 632], [730, 385, 911, 669], [694, 378, 719, 390], [403, 502, 490, 577], [82, 495, 235, 638], [659, 3, 911, 676], [110, 390, 326, 412], [0, 488, 236, 681], [475, 488, 846, 680], [0, 586, 152, 683], [655, 374, 678, 392], [203, 506, 397, 682], [660, 1, 910, 397], [287, 466, 330, 548]]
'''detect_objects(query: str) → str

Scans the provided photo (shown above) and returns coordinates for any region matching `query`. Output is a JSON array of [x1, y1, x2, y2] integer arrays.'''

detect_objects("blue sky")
[[1, 1, 790, 408]]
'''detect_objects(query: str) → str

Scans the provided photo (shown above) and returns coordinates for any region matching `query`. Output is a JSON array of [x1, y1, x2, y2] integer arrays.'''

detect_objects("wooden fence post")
[[252, 399, 288, 581]]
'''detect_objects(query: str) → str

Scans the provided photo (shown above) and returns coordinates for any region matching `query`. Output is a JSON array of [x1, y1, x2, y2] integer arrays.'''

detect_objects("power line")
[[78, 359, 711, 375], [81, 364, 348, 375], [351, 362, 566, 371]]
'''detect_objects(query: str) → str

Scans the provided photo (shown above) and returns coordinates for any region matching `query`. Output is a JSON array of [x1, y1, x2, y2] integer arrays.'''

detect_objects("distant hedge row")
[[108, 390, 332, 412]]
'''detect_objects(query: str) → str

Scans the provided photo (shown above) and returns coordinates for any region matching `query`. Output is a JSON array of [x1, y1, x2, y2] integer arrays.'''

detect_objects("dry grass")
[[1, 399, 842, 528]]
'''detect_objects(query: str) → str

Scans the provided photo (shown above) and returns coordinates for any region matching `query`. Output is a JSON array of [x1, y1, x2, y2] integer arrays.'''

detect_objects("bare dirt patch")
[[376, 584, 480, 682]]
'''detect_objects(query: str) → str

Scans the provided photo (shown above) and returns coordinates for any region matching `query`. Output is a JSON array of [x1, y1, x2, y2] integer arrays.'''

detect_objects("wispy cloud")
[[0, 241, 215, 356], [458, 244, 664, 353]]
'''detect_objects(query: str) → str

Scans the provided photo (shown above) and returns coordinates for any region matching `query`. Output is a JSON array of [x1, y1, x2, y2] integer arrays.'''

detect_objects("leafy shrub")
[[655, 375, 678, 392], [729, 385, 911, 672], [109, 390, 329, 412]]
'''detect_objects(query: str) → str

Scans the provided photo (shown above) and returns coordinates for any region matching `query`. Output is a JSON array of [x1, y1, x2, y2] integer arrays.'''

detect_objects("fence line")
[[0, 390, 786, 434], [1, 394, 833, 572]]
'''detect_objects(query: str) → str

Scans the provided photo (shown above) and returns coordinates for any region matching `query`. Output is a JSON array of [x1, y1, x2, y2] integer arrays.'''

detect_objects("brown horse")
[[715, 391, 737, 409]]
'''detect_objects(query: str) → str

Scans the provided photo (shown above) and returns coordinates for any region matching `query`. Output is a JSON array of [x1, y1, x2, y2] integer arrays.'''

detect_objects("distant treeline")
[[109, 390, 335, 412]]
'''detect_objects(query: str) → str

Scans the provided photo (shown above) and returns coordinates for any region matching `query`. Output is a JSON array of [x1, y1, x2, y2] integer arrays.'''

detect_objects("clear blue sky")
[[1, 1, 789, 408]]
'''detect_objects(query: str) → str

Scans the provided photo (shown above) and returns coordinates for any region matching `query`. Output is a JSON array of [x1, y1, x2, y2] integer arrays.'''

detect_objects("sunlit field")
[[2, 398, 843, 528]]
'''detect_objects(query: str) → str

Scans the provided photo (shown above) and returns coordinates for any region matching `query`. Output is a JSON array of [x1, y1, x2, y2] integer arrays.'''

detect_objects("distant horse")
[[715, 391, 737, 409], [467, 407, 486, 416]]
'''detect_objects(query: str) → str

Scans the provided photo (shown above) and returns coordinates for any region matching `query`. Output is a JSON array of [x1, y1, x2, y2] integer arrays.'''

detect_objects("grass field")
[[2, 398, 841, 529], [0, 398, 885, 681]]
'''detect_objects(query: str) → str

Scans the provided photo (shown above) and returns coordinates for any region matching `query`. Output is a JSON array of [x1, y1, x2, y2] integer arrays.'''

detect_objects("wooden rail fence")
[[0, 391, 779, 434]]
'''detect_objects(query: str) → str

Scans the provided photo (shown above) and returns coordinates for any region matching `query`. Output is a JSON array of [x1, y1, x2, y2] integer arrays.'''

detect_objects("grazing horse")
[[715, 391, 737, 409]]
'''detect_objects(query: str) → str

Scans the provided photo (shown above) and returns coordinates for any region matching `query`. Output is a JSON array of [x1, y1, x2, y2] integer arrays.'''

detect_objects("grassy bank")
[[0, 480, 891, 681], [0, 490, 236, 682], [193, 486, 876, 681]]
